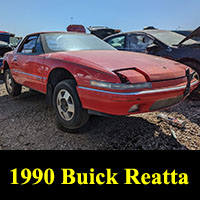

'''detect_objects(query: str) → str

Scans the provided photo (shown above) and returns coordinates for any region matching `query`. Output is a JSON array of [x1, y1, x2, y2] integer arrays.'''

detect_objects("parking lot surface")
[[0, 82, 200, 150]]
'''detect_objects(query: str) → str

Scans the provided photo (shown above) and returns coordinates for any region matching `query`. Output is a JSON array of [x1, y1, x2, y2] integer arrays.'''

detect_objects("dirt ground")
[[0, 80, 199, 150]]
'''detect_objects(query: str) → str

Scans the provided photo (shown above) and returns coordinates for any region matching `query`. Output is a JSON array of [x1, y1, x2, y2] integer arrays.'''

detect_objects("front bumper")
[[77, 78, 199, 116]]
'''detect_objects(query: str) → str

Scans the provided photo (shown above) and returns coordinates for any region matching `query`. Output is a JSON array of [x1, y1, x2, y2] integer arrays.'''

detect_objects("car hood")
[[179, 26, 200, 45], [48, 50, 188, 81], [0, 41, 9, 47]]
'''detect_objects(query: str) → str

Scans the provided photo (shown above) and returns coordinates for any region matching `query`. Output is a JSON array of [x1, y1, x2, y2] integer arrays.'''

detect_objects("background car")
[[0, 31, 21, 48], [172, 30, 200, 42], [0, 31, 21, 75], [0, 41, 12, 75], [2, 32, 199, 131], [67, 24, 86, 33], [104, 27, 200, 77], [0, 40, 12, 57], [88, 26, 121, 39], [66, 24, 121, 39]]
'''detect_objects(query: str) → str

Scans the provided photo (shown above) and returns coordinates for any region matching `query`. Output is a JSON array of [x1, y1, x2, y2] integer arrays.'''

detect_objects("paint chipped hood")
[[48, 50, 189, 82]]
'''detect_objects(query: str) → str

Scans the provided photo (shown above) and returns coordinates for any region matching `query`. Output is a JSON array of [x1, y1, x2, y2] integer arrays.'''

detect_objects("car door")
[[14, 35, 46, 93], [105, 35, 127, 50]]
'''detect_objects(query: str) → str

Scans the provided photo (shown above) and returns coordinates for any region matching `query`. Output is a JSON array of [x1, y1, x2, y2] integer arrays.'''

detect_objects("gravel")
[[0, 81, 199, 150]]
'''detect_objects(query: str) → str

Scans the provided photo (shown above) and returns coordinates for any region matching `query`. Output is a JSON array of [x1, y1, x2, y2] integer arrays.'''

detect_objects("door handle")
[[13, 57, 18, 62]]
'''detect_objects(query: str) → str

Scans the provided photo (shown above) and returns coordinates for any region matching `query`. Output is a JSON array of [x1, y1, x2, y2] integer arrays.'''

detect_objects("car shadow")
[[0, 90, 188, 150]]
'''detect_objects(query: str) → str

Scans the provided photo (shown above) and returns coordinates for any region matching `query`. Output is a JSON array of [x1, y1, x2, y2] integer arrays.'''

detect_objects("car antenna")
[[70, 17, 74, 25]]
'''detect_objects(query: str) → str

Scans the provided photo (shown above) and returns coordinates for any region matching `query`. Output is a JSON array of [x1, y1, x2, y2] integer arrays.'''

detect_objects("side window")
[[128, 34, 154, 52], [35, 36, 44, 54], [18, 36, 38, 54], [107, 35, 126, 49]]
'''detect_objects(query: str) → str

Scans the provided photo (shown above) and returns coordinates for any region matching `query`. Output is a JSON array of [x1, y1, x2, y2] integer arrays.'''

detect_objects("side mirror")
[[146, 43, 159, 53]]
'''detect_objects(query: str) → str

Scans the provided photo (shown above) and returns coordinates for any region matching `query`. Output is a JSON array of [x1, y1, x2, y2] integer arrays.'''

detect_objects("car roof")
[[104, 29, 172, 39], [0, 31, 14, 36], [0, 31, 10, 34], [27, 31, 89, 37]]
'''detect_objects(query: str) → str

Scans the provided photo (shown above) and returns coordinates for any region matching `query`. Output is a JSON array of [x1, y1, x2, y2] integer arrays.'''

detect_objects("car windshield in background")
[[146, 30, 199, 46], [9, 37, 20, 47], [43, 33, 116, 52]]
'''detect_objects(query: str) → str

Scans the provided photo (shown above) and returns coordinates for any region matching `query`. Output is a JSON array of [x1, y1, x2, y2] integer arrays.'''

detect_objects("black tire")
[[183, 61, 200, 97], [4, 69, 21, 96], [53, 79, 89, 132], [183, 61, 200, 76]]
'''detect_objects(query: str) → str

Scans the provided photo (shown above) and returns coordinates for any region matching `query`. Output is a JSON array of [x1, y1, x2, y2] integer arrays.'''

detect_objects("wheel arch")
[[178, 58, 200, 74], [3, 61, 9, 74], [178, 57, 200, 66], [46, 67, 77, 106]]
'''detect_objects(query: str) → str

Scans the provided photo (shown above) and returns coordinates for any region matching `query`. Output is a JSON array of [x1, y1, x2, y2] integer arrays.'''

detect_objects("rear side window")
[[128, 34, 154, 52], [35, 37, 44, 54]]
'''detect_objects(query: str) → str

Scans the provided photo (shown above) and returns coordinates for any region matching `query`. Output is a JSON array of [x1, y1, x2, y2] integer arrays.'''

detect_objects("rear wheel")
[[4, 69, 21, 96], [53, 79, 89, 132]]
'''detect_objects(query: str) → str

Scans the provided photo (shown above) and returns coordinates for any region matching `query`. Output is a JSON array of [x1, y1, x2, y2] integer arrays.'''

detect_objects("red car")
[[2, 32, 199, 131]]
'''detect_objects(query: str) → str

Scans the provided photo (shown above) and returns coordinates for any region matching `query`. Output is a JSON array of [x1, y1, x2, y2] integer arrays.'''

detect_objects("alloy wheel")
[[56, 89, 75, 121], [6, 72, 12, 93]]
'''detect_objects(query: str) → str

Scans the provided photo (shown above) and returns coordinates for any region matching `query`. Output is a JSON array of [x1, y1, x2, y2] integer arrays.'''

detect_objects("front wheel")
[[53, 79, 89, 132], [4, 69, 21, 96]]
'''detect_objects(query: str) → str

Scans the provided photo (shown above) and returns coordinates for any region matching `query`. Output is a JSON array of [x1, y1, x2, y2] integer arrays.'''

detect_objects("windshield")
[[147, 30, 199, 46], [43, 33, 115, 52], [9, 37, 21, 47]]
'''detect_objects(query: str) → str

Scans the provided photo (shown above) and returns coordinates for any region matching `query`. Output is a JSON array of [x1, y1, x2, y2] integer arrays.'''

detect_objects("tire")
[[53, 79, 89, 132], [4, 69, 21, 96], [183, 61, 200, 96], [183, 61, 200, 76]]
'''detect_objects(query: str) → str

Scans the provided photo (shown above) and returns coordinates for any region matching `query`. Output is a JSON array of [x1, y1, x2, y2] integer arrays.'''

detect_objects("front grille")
[[150, 95, 183, 111]]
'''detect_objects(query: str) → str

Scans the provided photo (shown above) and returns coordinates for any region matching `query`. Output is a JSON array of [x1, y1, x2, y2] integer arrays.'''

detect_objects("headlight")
[[90, 80, 152, 90]]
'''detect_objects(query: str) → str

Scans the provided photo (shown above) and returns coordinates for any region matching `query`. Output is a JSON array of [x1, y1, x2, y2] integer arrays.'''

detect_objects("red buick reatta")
[[2, 32, 199, 130]]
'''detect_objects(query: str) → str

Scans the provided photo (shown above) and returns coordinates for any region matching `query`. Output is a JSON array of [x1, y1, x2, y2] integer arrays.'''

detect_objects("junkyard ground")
[[0, 80, 200, 150]]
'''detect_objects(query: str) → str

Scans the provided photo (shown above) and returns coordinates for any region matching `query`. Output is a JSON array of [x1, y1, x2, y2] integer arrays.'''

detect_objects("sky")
[[0, 0, 200, 37]]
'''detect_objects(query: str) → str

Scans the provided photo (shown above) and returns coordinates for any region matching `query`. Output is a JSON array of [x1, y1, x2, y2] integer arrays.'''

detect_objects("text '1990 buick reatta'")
[[2, 32, 199, 131]]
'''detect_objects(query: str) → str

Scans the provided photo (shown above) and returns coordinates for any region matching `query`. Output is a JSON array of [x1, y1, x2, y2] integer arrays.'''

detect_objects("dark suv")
[[104, 27, 200, 76]]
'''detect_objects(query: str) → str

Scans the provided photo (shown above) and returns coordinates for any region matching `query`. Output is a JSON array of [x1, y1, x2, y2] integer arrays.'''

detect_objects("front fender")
[[45, 58, 120, 87]]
